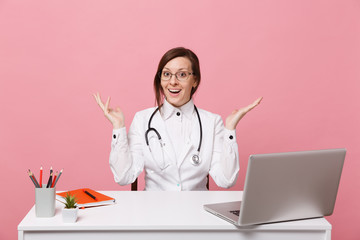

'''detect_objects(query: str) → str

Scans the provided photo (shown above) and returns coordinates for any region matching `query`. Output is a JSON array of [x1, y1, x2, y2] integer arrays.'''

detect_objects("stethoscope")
[[145, 105, 203, 166]]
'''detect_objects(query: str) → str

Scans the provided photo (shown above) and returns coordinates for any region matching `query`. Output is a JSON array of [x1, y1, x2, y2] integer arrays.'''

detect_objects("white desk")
[[18, 191, 331, 240]]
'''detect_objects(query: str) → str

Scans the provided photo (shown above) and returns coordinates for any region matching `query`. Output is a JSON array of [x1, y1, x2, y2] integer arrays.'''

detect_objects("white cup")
[[35, 186, 56, 217]]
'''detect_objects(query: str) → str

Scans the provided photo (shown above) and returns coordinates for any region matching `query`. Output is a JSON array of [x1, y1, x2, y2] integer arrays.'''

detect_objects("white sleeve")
[[209, 115, 240, 188], [109, 113, 144, 185]]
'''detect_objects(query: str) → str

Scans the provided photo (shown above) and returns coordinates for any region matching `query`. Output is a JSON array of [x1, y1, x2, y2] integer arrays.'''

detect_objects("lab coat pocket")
[[144, 137, 170, 172], [177, 143, 197, 168]]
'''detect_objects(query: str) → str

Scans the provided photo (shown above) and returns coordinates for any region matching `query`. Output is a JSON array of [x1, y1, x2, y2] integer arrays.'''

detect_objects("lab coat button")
[[113, 134, 116, 139], [176, 112, 181, 116], [229, 135, 233, 140]]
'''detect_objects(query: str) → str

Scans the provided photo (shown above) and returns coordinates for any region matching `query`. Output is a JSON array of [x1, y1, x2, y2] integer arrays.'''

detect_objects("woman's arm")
[[210, 97, 263, 188], [109, 114, 144, 185], [209, 116, 240, 188], [93, 92, 143, 185]]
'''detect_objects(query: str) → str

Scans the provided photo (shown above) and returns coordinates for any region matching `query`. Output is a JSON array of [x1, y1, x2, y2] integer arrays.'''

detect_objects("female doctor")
[[94, 47, 262, 191]]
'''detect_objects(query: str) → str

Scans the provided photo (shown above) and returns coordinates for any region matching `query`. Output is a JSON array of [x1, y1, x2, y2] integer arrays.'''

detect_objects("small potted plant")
[[62, 192, 78, 223]]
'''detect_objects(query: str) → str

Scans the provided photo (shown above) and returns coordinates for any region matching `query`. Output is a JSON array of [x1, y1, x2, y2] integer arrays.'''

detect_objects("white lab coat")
[[109, 100, 239, 191]]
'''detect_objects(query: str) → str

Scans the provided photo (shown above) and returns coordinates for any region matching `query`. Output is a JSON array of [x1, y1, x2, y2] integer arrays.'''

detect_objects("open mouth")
[[168, 89, 181, 94]]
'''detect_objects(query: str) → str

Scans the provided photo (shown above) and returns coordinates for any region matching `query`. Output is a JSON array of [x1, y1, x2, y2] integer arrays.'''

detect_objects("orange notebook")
[[56, 188, 116, 208]]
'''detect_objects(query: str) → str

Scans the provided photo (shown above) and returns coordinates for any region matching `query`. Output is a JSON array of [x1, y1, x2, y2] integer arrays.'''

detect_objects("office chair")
[[131, 175, 210, 191]]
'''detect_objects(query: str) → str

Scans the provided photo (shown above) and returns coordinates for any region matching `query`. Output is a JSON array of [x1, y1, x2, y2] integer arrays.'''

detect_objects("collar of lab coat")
[[162, 98, 194, 121]]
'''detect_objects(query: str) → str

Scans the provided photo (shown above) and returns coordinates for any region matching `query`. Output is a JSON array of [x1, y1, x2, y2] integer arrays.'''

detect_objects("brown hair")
[[154, 47, 201, 108]]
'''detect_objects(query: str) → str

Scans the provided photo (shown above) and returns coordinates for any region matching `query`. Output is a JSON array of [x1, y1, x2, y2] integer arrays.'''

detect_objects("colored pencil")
[[53, 169, 63, 187], [51, 172, 58, 188], [32, 173, 40, 188], [27, 170, 38, 188], [39, 166, 43, 188], [28, 170, 40, 188], [29, 169, 40, 188], [45, 166, 53, 188], [46, 172, 53, 188]]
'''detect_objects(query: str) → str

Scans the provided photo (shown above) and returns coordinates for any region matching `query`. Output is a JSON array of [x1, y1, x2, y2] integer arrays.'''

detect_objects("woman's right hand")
[[93, 92, 125, 129]]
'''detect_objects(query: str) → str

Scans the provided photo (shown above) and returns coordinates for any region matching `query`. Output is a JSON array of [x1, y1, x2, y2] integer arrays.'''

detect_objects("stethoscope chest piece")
[[146, 105, 203, 167], [191, 153, 201, 166]]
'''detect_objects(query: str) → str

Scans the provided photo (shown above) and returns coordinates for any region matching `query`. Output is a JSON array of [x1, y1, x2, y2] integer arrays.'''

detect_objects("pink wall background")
[[0, 1, 359, 239]]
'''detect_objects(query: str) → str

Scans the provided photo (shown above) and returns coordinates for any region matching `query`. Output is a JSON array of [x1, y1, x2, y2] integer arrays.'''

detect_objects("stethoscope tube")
[[145, 108, 161, 147], [145, 105, 203, 165], [194, 105, 202, 153]]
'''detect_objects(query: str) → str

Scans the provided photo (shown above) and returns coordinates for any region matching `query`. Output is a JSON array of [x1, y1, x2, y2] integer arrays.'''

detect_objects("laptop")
[[204, 148, 346, 226]]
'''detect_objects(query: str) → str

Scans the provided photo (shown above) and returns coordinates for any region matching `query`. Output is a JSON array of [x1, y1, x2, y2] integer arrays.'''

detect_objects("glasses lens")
[[161, 71, 171, 80], [176, 71, 189, 81]]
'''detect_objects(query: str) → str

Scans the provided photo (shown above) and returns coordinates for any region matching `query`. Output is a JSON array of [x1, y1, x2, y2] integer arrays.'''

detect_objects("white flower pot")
[[62, 207, 78, 223]]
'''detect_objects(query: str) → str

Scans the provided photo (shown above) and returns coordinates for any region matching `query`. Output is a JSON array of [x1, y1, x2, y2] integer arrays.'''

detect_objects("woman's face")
[[161, 57, 197, 107]]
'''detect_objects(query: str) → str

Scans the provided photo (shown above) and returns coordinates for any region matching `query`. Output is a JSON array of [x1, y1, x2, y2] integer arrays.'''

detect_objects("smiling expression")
[[161, 57, 198, 107]]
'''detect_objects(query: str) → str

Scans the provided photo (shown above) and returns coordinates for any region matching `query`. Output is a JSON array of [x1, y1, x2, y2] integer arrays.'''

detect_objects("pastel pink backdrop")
[[0, 1, 359, 239]]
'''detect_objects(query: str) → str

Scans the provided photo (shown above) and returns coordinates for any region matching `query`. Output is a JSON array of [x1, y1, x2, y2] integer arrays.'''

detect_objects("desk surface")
[[18, 191, 331, 232]]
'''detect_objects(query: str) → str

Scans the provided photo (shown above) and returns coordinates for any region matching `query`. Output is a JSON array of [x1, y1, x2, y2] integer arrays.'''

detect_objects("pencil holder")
[[35, 186, 56, 217]]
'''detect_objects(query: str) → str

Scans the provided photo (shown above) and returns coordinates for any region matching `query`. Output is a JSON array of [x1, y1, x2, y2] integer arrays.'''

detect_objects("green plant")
[[63, 192, 77, 209]]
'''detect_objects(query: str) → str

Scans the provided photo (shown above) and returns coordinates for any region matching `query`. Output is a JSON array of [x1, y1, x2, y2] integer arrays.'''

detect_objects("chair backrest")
[[131, 175, 209, 191], [131, 178, 138, 191]]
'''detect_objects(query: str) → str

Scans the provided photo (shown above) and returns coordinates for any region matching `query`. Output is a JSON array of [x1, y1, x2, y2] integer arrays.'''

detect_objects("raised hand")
[[225, 97, 263, 130], [93, 92, 125, 129]]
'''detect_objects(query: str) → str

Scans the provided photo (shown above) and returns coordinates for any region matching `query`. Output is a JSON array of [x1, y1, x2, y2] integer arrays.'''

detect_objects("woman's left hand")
[[225, 97, 263, 130]]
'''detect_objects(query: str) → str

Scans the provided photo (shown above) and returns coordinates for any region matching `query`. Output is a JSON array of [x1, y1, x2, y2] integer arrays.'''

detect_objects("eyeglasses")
[[160, 70, 195, 82]]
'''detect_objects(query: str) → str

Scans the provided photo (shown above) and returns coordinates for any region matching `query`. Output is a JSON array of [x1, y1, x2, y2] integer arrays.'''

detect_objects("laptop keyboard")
[[230, 210, 240, 216]]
